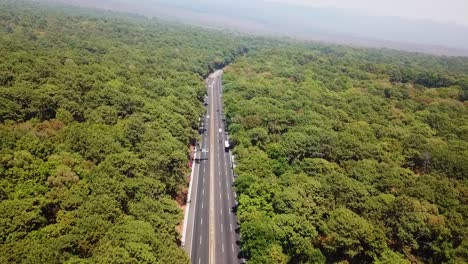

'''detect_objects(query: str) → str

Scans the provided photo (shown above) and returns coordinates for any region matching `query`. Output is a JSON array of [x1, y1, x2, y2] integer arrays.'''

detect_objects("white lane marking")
[[202, 201, 204, 209], [220, 209, 223, 216], [202, 188, 204, 196], [227, 193, 230, 201], [200, 236, 202, 245], [230, 223, 233, 232], [221, 223, 223, 233], [199, 258, 201, 264], [232, 244, 234, 252], [222, 244, 224, 253], [201, 217, 203, 225], [203, 177, 205, 183], [219, 193, 222, 200]]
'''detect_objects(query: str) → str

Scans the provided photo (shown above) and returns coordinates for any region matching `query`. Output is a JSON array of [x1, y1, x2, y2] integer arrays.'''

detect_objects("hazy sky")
[[266, 0, 468, 26]]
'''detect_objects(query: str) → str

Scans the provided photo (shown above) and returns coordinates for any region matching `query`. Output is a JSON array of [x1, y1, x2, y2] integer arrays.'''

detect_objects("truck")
[[224, 140, 230, 152]]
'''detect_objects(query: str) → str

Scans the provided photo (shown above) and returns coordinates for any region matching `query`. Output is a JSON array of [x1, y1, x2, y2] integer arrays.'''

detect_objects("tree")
[[222, 43, 468, 263], [0, 1, 257, 262], [322, 208, 387, 262]]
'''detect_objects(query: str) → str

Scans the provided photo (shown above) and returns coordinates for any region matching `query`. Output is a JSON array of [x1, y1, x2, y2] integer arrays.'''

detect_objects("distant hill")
[[41, 0, 468, 56]]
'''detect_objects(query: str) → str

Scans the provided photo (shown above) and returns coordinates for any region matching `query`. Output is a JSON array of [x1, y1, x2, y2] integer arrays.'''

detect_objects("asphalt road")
[[184, 70, 240, 264]]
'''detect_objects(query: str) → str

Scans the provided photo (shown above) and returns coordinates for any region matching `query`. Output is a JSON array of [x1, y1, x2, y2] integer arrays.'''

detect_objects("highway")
[[183, 70, 240, 264]]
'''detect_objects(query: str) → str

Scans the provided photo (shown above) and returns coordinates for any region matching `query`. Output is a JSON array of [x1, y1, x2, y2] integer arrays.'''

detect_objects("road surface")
[[183, 70, 240, 264]]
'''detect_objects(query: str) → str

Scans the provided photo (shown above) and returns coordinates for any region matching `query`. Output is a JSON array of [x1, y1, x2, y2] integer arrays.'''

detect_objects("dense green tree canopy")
[[1, 1, 468, 263], [224, 45, 468, 263], [0, 1, 258, 262]]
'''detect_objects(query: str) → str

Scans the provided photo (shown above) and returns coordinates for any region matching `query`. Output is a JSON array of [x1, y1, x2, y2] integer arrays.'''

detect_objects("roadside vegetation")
[[2, 1, 468, 264], [224, 46, 468, 263], [0, 1, 252, 263]]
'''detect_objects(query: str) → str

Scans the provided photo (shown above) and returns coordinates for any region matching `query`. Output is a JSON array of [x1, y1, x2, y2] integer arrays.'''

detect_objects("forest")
[[0, 1, 255, 263], [1, 1, 468, 264], [223, 45, 468, 263]]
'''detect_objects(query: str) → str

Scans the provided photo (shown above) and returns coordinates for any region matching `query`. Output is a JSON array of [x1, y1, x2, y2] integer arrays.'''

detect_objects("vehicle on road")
[[231, 155, 236, 169]]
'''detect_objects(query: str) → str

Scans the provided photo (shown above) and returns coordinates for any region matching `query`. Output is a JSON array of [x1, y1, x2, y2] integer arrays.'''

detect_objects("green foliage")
[[226, 44, 468, 263], [374, 249, 410, 264], [2, 1, 468, 263], [0, 1, 257, 262], [323, 208, 387, 261]]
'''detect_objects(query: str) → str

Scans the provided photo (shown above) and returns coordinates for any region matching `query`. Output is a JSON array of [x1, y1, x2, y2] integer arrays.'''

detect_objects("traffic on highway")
[[182, 70, 241, 264]]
